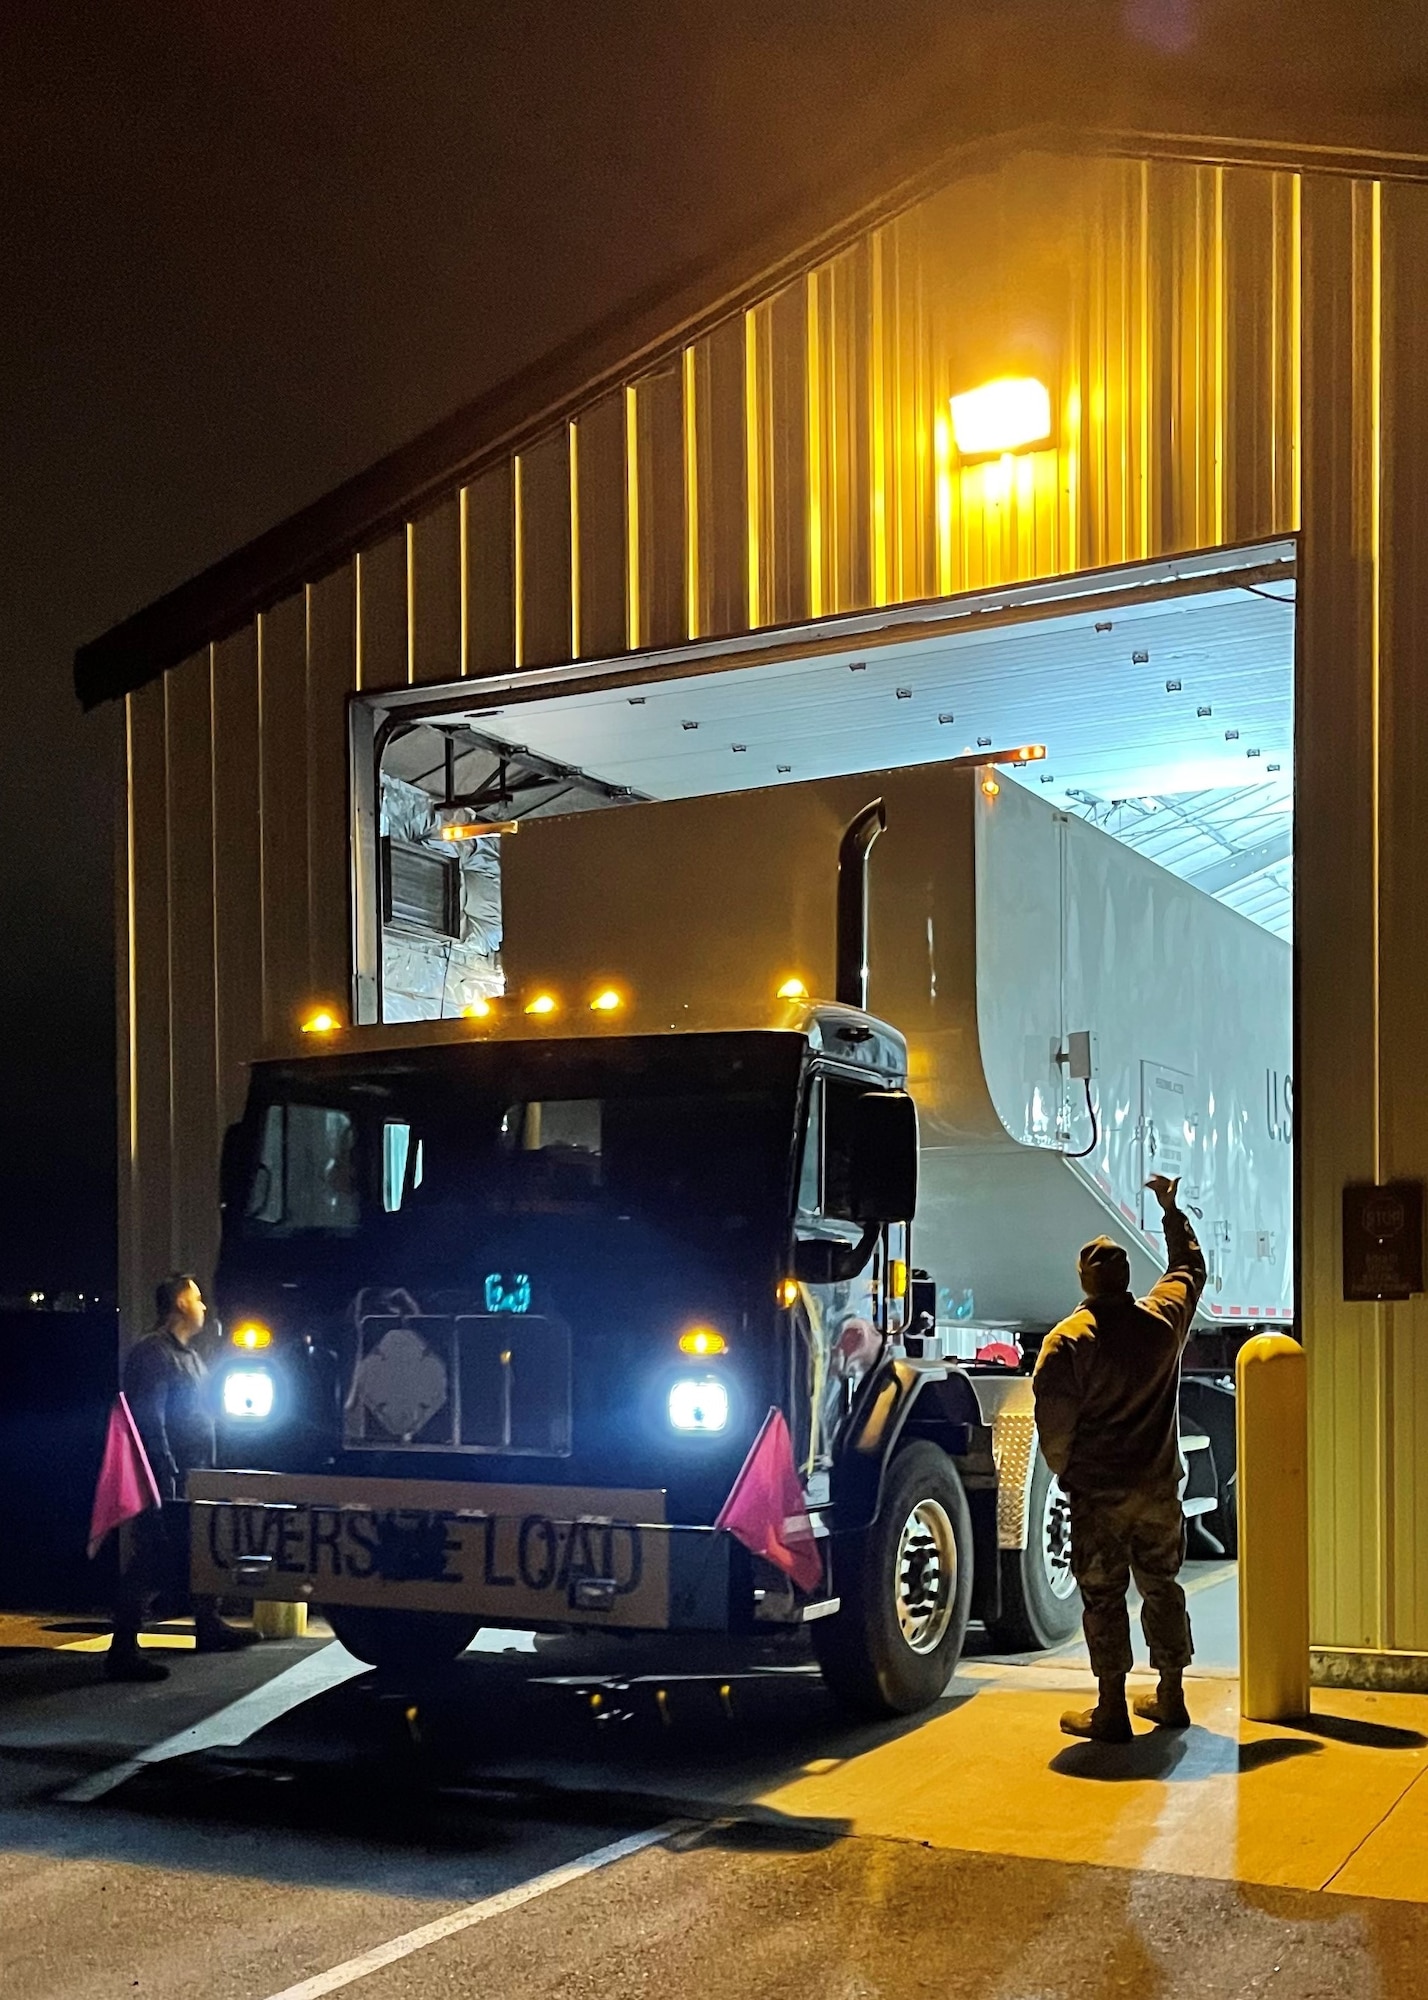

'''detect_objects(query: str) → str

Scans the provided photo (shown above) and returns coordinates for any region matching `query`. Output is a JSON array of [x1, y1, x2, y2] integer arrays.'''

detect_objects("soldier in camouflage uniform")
[[1032, 1174, 1207, 1743]]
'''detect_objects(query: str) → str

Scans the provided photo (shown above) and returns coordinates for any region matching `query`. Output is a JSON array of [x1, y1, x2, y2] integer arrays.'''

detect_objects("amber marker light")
[[524, 992, 558, 1017], [232, 1321, 273, 1351], [777, 977, 808, 1000], [300, 1007, 339, 1035], [1008, 744, 1046, 763], [950, 376, 1052, 457], [590, 988, 624, 1013], [777, 1277, 800, 1309], [462, 998, 493, 1020], [678, 1326, 728, 1357], [981, 773, 1001, 798]]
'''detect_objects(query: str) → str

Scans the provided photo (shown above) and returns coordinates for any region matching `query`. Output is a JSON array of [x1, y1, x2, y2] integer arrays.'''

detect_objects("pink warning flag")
[[87, 1394, 162, 1558], [714, 1406, 823, 1595]]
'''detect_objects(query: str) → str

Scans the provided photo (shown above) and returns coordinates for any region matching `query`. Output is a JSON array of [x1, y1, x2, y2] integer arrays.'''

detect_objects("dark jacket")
[[122, 1328, 216, 1501], [1032, 1205, 1207, 1499]]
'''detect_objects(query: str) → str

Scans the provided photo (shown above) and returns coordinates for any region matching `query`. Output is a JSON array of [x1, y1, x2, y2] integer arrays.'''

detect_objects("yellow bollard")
[[251, 1598, 308, 1641], [1236, 1331, 1310, 1721]]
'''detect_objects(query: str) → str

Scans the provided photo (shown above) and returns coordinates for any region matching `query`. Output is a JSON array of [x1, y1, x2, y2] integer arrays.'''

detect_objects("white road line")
[[59, 1641, 367, 1803], [257, 1823, 678, 2000]]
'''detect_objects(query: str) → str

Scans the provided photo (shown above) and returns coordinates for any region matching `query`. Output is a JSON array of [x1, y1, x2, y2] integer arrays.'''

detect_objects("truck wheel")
[[987, 1449, 1082, 1651], [323, 1607, 480, 1670], [813, 1441, 972, 1717]]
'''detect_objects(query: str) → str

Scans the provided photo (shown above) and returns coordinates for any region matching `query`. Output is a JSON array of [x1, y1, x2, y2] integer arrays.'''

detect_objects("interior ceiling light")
[[437, 817, 519, 840], [777, 978, 809, 1000], [950, 376, 1052, 457], [524, 993, 558, 1017], [300, 1007, 339, 1035]]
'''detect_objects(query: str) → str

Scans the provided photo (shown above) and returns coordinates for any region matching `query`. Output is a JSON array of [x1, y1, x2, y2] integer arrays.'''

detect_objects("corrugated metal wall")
[[118, 143, 1428, 1664]]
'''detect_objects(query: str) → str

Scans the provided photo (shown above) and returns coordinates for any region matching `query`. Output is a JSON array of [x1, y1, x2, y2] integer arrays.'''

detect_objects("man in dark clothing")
[[107, 1272, 257, 1682], [1032, 1174, 1207, 1743]]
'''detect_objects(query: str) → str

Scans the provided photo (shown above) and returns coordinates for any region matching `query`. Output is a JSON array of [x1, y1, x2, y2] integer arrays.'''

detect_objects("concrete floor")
[[1, 1571, 1426, 1998]]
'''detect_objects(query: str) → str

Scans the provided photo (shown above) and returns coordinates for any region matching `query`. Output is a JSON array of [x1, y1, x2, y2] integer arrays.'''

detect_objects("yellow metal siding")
[[117, 139, 1428, 1662]]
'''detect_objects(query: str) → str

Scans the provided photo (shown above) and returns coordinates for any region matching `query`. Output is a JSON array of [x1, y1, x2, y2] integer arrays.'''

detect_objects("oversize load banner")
[[189, 1470, 669, 1627]]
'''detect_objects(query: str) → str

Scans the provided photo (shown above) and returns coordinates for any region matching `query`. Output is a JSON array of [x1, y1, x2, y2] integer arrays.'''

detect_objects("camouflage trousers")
[[1067, 1486, 1193, 1678]]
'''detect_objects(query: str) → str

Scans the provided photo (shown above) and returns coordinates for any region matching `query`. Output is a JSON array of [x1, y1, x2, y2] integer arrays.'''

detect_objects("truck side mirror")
[[851, 1090, 918, 1224], [219, 1122, 246, 1212]]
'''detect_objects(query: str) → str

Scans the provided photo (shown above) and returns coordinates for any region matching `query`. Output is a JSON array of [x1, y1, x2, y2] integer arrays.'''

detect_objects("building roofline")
[[74, 116, 1428, 710]]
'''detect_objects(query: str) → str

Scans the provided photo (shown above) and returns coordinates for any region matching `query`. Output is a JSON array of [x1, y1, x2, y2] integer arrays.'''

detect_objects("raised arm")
[[1142, 1174, 1207, 1347]]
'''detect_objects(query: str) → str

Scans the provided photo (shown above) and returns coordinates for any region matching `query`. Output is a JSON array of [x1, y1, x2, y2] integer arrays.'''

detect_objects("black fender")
[[830, 1355, 982, 1533]]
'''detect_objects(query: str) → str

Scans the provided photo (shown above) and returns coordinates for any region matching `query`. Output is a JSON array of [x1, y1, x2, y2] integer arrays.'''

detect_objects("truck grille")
[[346, 1312, 572, 1456]]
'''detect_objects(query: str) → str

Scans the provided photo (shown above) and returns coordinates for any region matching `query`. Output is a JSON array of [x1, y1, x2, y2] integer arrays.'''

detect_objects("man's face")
[[176, 1281, 206, 1335]]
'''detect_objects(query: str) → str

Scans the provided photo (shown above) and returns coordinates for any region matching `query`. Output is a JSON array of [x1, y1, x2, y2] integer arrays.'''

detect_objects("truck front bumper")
[[187, 1469, 735, 1633]]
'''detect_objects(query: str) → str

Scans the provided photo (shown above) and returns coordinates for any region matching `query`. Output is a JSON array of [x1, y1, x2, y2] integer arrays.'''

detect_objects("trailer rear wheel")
[[324, 1607, 480, 1670], [813, 1441, 972, 1717], [987, 1449, 1083, 1651]]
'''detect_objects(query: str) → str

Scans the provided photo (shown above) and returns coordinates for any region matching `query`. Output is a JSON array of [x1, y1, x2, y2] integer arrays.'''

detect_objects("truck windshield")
[[238, 1037, 801, 1243]]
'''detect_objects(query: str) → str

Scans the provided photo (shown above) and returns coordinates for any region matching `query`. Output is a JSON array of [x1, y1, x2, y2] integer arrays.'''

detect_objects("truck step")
[[1179, 1433, 1211, 1454], [1182, 1495, 1219, 1518]]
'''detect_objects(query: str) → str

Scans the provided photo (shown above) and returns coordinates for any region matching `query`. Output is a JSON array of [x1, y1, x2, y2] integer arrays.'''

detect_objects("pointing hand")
[[1145, 1174, 1180, 1210]]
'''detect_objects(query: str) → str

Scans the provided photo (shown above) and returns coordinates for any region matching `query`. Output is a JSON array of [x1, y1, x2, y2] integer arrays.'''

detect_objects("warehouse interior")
[[374, 542, 1295, 1020]]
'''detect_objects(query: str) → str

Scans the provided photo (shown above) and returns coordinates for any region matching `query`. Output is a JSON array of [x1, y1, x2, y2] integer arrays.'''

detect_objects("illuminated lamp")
[[678, 1326, 728, 1357], [777, 978, 809, 1001], [524, 993, 558, 1017], [950, 376, 1053, 458], [232, 1321, 273, 1351], [437, 818, 520, 841], [300, 1007, 339, 1035], [590, 988, 624, 1013], [776, 1278, 800, 1309], [462, 998, 493, 1019], [981, 774, 1001, 799]]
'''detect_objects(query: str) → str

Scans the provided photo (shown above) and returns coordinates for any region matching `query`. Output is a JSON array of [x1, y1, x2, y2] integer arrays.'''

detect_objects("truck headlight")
[[667, 1376, 729, 1434], [223, 1368, 275, 1421]]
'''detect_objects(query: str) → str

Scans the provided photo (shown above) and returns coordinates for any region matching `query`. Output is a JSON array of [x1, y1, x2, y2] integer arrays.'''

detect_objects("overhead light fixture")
[[300, 1007, 339, 1035], [950, 376, 1053, 458], [437, 817, 519, 841], [981, 775, 1001, 798], [462, 998, 493, 1019], [777, 978, 809, 1000], [524, 992, 558, 1017], [590, 988, 624, 1013]]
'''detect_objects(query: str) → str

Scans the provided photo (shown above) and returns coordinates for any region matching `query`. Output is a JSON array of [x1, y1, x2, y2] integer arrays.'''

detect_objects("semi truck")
[[192, 759, 1291, 1714]]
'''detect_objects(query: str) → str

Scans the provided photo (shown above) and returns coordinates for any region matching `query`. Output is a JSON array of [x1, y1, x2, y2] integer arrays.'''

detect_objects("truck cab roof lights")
[[300, 1007, 340, 1034], [524, 993, 558, 1017]]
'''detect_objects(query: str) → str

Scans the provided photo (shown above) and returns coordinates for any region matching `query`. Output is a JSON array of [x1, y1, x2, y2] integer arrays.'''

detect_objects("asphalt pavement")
[[0, 1585, 1426, 1999]]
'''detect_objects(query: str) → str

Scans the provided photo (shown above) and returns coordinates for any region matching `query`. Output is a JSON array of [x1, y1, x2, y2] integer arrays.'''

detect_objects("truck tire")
[[987, 1448, 1082, 1651], [813, 1441, 973, 1717], [323, 1606, 480, 1670]]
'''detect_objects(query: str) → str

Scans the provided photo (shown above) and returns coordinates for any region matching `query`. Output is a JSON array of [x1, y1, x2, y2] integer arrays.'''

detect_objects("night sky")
[[0, 5, 1415, 1295]]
